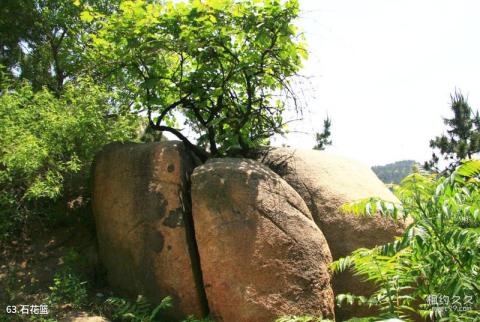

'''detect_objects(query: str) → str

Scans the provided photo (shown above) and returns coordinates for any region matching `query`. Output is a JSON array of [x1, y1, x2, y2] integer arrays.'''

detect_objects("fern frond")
[[340, 197, 404, 221], [150, 296, 172, 320], [330, 256, 354, 273], [456, 159, 480, 178], [105, 294, 171, 322]]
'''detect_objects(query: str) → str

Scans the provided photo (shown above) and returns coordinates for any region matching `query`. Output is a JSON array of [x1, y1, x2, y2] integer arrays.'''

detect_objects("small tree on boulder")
[[85, 0, 307, 161]]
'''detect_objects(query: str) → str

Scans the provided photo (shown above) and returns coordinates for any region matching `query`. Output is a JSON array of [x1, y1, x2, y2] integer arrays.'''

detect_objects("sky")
[[271, 0, 480, 166]]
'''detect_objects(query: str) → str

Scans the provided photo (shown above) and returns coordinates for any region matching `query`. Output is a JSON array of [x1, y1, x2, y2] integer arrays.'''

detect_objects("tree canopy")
[[0, 0, 120, 93], [372, 160, 418, 184], [426, 92, 480, 171], [84, 0, 307, 161]]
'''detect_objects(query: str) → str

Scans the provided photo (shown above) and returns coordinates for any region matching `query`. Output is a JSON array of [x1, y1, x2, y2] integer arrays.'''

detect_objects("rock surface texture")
[[255, 148, 407, 319], [92, 141, 206, 320], [191, 158, 335, 322], [92, 142, 406, 321], [256, 148, 404, 258]]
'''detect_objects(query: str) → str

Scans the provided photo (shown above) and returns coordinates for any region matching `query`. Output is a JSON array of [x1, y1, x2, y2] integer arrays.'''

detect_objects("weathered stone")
[[192, 158, 335, 322], [92, 141, 205, 320], [255, 148, 407, 319]]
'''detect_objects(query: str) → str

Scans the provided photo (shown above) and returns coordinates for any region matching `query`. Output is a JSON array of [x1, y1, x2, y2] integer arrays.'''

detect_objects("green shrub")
[[0, 77, 139, 236], [333, 160, 480, 321]]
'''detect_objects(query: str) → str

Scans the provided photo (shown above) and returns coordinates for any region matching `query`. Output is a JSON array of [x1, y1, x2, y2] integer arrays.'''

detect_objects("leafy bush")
[[0, 77, 139, 236], [333, 160, 480, 321]]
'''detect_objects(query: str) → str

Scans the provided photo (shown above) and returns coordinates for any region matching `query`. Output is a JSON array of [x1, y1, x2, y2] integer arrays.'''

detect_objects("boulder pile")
[[92, 142, 406, 321], [254, 148, 405, 320]]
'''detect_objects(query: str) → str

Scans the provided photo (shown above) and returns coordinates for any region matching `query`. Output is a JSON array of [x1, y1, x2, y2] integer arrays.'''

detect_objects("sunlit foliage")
[[334, 160, 480, 321], [0, 77, 138, 235], [84, 0, 307, 160]]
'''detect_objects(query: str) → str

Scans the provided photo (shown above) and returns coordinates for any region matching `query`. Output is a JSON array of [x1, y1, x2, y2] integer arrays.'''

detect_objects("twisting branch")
[[155, 95, 190, 127], [148, 107, 209, 162]]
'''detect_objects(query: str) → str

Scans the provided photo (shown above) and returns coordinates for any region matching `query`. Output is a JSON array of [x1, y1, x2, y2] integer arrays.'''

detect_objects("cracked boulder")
[[92, 141, 205, 320], [191, 158, 335, 322], [254, 148, 407, 319]]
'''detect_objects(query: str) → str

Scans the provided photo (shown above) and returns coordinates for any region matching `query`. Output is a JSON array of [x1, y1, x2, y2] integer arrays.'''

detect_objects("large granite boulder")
[[256, 148, 404, 258], [92, 141, 206, 320], [191, 158, 335, 322], [255, 148, 407, 319]]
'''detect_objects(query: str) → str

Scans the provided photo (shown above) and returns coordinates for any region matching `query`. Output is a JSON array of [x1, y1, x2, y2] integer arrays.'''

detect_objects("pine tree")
[[426, 91, 480, 170], [313, 117, 332, 150]]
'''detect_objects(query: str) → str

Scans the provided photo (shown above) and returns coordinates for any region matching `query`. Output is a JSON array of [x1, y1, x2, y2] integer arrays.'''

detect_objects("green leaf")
[[457, 160, 480, 178], [80, 10, 94, 22]]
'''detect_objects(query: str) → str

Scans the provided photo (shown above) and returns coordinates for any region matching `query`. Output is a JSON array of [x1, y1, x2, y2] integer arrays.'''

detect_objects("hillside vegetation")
[[0, 0, 479, 321], [372, 160, 418, 184]]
